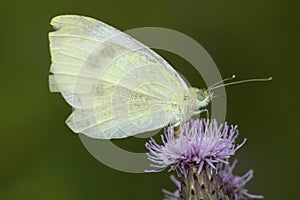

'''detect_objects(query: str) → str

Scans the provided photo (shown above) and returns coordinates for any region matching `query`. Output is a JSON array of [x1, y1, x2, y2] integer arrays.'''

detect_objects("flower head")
[[162, 175, 180, 200], [220, 160, 263, 200], [145, 119, 246, 176], [162, 161, 263, 200]]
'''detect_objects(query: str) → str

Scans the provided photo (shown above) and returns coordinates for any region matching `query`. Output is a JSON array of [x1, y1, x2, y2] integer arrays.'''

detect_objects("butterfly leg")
[[172, 121, 181, 136], [193, 109, 209, 119]]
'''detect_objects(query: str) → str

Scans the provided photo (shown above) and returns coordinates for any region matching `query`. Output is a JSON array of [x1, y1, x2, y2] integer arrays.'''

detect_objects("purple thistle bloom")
[[162, 175, 181, 200], [162, 161, 263, 200], [145, 119, 246, 176], [220, 160, 263, 200], [146, 119, 262, 199]]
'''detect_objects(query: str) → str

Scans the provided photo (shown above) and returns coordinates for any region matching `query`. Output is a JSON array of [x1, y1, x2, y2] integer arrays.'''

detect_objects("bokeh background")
[[0, 0, 298, 199]]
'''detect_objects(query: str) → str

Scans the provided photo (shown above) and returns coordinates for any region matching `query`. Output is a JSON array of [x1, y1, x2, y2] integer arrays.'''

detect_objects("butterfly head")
[[196, 89, 213, 108]]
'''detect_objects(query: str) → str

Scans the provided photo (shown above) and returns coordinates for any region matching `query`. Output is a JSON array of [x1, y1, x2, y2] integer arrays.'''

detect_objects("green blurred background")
[[0, 0, 298, 199]]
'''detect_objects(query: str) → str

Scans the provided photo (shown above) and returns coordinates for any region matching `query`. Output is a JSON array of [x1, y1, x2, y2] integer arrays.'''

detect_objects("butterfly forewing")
[[49, 15, 188, 139]]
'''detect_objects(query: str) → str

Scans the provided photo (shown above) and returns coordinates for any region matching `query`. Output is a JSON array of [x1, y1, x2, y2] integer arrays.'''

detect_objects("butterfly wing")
[[49, 15, 188, 139]]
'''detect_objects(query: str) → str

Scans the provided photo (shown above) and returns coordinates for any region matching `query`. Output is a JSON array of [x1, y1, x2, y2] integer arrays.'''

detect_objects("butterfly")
[[49, 15, 271, 139]]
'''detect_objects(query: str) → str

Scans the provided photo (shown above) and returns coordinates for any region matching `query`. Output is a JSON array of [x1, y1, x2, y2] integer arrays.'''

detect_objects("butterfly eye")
[[197, 92, 206, 101]]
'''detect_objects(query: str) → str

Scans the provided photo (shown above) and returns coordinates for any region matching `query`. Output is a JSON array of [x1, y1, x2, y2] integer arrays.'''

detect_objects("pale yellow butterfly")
[[49, 15, 271, 139]]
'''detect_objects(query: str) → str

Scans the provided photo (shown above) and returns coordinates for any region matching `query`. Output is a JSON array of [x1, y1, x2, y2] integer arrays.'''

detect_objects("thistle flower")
[[145, 119, 246, 175], [220, 160, 263, 200], [146, 119, 262, 199], [162, 161, 263, 200], [162, 175, 180, 200]]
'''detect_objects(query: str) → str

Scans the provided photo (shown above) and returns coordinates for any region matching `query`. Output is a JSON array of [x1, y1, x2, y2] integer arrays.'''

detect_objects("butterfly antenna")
[[211, 94, 225, 99], [208, 75, 236, 90], [209, 77, 272, 91]]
